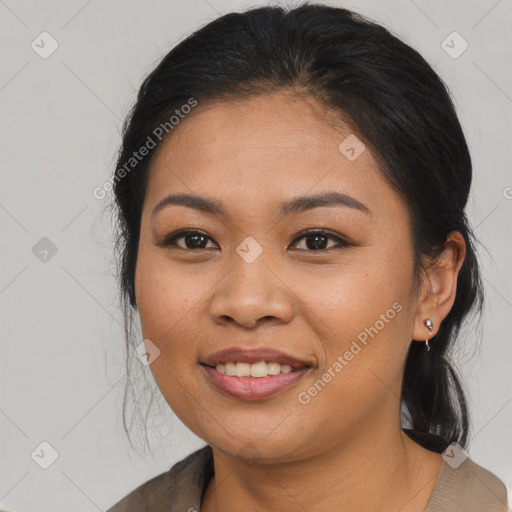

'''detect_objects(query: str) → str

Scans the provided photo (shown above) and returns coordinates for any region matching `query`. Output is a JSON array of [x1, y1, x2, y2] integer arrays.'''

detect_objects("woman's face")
[[135, 90, 425, 462]]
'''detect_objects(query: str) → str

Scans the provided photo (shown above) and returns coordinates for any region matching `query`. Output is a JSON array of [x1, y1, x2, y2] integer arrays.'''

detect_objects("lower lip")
[[202, 365, 311, 400]]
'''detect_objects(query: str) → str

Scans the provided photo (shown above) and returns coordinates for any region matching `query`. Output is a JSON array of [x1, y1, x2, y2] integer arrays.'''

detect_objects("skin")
[[134, 89, 466, 512]]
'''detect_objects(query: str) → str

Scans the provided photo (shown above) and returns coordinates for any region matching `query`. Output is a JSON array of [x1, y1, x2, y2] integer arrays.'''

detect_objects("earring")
[[423, 319, 433, 351]]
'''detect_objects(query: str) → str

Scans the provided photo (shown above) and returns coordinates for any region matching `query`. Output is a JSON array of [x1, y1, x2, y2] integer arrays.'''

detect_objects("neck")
[[201, 422, 443, 512]]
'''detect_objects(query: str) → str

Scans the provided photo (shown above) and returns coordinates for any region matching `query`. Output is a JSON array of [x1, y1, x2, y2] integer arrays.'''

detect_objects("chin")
[[206, 430, 308, 464]]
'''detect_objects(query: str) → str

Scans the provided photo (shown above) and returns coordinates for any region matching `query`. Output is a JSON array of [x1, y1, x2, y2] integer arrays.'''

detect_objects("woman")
[[106, 3, 508, 511]]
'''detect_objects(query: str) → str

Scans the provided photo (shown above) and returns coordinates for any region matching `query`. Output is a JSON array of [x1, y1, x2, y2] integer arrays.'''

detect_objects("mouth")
[[200, 347, 314, 400], [199, 349, 313, 400]]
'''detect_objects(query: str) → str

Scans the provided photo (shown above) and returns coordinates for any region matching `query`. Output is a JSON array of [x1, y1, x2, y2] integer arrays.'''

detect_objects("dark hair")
[[109, 1, 483, 454]]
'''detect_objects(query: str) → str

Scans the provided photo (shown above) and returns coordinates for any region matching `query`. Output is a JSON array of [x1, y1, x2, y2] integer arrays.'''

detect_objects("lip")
[[202, 365, 312, 400], [200, 347, 313, 369]]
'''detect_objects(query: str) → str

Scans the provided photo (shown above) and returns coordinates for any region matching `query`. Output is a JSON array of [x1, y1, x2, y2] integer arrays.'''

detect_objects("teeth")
[[267, 362, 281, 375], [215, 361, 295, 377], [250, 361, 268, 377], [235, 362, 251, 377]]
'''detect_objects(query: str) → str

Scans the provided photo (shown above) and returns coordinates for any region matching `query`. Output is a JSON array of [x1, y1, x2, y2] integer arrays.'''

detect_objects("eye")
[[157, 229, 218, 250], [290, 229, 351, 251], [157, 228, 351, 252]]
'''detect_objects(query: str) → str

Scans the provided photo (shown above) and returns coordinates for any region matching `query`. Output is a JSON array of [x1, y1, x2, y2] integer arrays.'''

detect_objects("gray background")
[[1, 0, 511, 510]]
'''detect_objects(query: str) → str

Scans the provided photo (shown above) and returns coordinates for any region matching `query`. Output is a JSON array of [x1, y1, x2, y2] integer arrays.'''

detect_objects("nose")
[[209, 253, 295, 329]]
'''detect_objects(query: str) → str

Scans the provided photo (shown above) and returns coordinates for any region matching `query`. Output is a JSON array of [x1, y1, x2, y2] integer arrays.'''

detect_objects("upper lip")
[[201, 347, 314, 369]]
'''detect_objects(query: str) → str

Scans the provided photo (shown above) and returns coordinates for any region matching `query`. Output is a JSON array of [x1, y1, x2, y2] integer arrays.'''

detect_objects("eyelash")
[[158, 228, 351, 252]]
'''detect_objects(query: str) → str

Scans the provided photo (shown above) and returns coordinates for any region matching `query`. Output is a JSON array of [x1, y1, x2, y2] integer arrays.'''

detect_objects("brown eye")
[[158, 229, 218, 250], [157, 228, 351, 252], [290, 229, 351, 251]]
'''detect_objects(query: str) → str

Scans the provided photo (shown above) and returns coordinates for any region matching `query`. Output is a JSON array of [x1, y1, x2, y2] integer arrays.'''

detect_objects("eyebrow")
[[151, 191, 371, 220]]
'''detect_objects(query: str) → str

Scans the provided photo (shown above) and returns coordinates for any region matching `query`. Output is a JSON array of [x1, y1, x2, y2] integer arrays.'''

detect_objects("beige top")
[[107, 431, 509, 511]]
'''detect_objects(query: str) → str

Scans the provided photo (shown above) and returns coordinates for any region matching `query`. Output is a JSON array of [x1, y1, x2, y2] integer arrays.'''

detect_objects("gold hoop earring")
[[423, 319, 433, 351]]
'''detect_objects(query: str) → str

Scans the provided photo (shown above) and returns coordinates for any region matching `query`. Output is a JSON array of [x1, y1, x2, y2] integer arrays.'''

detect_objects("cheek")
[[295, 252, 411, 340], [134, 254, 208, 423], [135, 251, 206, 339], [293, 250, 414, 398]]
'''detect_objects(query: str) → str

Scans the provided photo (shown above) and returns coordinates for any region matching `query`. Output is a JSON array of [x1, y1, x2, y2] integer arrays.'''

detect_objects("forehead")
[[153, 91, 358, 171], [144, 91, 407, 224]]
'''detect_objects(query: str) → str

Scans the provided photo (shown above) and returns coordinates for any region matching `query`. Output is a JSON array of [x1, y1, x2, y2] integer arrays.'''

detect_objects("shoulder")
[[402, 429, 508, 511], [427, 455, 509, 511], [106, 445, 213, 512]]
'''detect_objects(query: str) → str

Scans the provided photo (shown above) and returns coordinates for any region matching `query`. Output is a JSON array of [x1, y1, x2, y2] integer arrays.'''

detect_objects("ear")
[[412, 231, 466, 342]]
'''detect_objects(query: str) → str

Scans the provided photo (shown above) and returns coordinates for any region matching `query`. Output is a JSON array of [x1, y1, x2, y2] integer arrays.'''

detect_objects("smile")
[[201, 363, 311, 400], [214, 361, 298, 377]]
